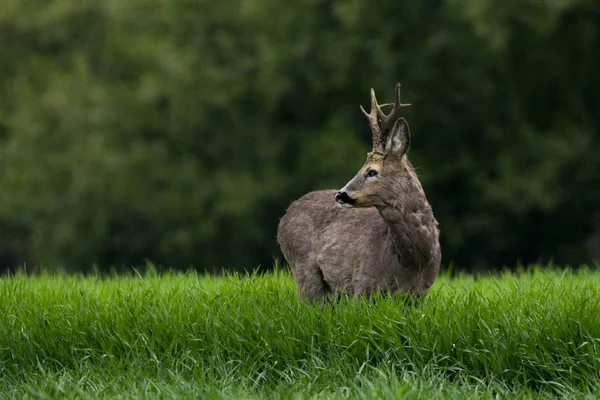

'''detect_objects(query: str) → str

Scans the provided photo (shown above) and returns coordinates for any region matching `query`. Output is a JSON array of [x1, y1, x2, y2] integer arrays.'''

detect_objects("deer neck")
[[377, 180, 437, 270]]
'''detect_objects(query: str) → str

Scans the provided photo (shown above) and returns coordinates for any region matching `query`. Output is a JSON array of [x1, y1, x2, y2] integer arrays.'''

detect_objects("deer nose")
[[335, 191, 355, 205]]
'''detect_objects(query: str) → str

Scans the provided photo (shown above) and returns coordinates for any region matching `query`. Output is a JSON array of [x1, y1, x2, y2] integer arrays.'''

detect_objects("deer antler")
[[360, 83, 411, 153]]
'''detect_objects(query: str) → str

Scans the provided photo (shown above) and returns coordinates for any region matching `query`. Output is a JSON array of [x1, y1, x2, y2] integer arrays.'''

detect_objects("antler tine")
[[360, 84, 411, 153], [360, 88, 381, 148], [379, 83, 411, 131]]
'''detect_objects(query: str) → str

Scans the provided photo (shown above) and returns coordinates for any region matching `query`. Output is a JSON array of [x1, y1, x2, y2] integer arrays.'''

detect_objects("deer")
[[277, 83, 441, 301]]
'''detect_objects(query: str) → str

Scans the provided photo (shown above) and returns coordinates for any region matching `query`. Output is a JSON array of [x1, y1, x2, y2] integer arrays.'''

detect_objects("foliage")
[[0, 0, 598, 271], [1, 267, 600, 398]]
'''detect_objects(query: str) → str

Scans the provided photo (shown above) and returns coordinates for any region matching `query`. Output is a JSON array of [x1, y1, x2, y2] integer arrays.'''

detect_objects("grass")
[[1, 266, 599, 399]]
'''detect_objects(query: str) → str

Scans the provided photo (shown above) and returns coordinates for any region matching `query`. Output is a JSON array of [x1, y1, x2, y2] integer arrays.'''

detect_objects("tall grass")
[[0, 267, 599, 399]]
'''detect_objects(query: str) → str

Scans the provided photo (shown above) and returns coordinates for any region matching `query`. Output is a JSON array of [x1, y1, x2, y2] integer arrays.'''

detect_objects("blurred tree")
[[0, 0, 597, 272]]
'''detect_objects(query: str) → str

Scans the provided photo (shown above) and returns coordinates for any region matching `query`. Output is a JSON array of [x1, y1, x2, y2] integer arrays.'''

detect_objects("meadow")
[[1, 266, 599, 399]]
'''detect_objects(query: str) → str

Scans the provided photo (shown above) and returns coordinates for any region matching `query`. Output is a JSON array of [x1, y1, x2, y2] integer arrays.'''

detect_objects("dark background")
[[0, 0, 598, 273]]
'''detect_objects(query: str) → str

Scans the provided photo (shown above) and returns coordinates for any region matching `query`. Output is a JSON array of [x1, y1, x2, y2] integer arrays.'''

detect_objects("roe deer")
[[277, 83, 440, 301]]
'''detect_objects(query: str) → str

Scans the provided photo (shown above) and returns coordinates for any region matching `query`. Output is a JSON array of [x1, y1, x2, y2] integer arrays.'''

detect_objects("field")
[[1, 266, 599, 399]]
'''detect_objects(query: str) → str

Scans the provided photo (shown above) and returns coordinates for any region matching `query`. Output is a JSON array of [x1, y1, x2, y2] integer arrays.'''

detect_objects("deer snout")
[[335, 191, 355, 208]]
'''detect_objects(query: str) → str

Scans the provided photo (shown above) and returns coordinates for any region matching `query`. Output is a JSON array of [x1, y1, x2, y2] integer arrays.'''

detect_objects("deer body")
[[278, 84, 440, 301]]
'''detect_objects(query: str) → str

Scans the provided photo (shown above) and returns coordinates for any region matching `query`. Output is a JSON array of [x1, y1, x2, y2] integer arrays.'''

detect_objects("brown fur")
[[277, 87, 441, 301]]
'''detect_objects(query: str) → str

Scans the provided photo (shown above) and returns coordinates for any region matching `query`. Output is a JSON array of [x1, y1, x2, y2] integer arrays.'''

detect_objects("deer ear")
[[385, 118, 410, 158]]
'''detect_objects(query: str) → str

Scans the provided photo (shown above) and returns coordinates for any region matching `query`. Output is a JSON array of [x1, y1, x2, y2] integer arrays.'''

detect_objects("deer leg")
[[293, 262, 329, 301]]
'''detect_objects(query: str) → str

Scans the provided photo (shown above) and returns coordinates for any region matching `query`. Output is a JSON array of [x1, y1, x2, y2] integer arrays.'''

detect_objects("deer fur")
[[277, 84, 441, 301]]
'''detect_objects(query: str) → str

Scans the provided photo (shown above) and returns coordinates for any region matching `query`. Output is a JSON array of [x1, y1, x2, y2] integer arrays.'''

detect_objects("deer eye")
[[366, 169, 378, 178]]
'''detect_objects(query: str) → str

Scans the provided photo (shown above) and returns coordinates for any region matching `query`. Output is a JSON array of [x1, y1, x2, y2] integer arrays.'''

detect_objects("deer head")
[[335, 83, 413, 208]]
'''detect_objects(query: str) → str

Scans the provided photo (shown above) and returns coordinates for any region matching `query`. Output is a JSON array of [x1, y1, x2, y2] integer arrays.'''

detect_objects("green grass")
[[1, 266, 599, 399]]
